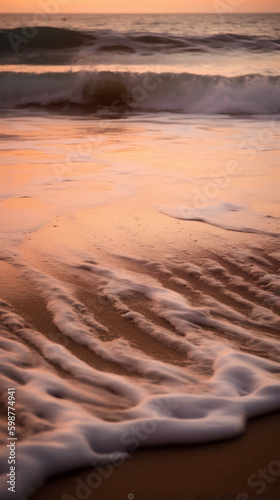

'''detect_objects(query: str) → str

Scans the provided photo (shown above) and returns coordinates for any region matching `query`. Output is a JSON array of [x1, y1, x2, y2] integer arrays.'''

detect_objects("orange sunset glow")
[[1, 0, 280, 498], [0, 0, 279, 12]]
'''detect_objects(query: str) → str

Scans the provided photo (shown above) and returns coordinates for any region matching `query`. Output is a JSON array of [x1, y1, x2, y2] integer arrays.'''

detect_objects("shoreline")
[[1, 113, 279, 500], [31, 411, 280, 500]]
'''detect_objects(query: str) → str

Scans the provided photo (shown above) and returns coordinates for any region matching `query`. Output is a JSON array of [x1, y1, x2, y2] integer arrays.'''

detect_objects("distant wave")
[[0, 70, 279, 115], [0, 26, 279, 62]]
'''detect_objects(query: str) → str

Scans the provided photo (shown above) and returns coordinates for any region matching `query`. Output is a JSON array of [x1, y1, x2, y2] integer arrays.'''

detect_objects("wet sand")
[[1, 115, 279, 500], [31, 411, 280, 500]]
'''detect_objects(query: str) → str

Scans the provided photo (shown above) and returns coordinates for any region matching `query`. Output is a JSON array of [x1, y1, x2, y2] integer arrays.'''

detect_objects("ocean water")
[[0, 13, 280, 113], [0, 13, 280, 500]]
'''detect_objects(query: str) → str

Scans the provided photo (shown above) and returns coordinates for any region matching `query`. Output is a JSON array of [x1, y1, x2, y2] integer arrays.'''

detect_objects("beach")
[[31, 412, 280, 499], [0, 12, 280, 500]]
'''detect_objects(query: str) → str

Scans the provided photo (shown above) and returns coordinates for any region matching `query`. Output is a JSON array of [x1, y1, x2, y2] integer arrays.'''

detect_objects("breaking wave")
[[0, 70, 279, 115]]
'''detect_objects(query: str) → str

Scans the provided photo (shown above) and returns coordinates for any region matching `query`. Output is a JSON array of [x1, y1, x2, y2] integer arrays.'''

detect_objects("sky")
[[0, 0, 279, 13]]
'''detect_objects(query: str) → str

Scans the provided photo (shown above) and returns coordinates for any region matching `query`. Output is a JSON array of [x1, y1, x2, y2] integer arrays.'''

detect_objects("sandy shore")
[[31, 411, 280, 500], [2, 221, 279, 500], [1, 115, 280, 500]]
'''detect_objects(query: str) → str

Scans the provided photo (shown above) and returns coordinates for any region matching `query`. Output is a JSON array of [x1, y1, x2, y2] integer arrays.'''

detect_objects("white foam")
[[159, 202, 279, 237], [0, 247, 280, 499], [0, 71, 279, 115]]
